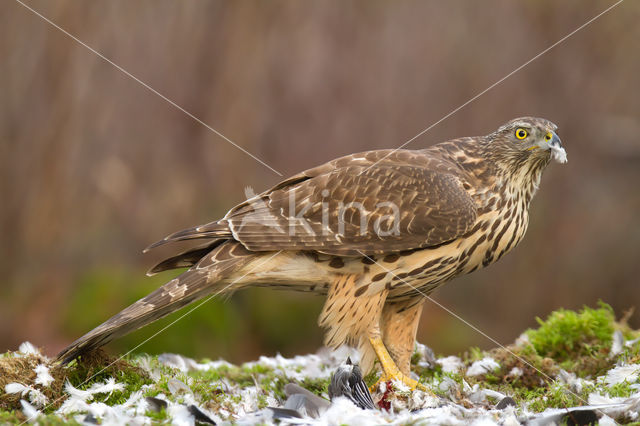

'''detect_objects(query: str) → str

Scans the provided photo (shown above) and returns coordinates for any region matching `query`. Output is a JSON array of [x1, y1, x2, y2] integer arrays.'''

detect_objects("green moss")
[[527, 301, 615, 362], [468, 347, 486, 361], [298, 376, 330, 397], [0, 411, 22, 424], [2, 303, 638, 422], [607, 381, 637, 398], [64, 355, 152, 406], [364, 369, 381, 388], [145, 407, 169, 422], [0, 410, 83, 425]]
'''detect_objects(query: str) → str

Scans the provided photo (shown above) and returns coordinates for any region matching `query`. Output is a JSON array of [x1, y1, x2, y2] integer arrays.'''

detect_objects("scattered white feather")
[[57, 396, 92, 415], [20, 400, 41, 423], [587, 392, 640, 419], [558, 369, 593, 394], [599, 415, 618, 426], [33, 364, 54, 387], [610, 330, 625, 357], [437, 376, 458, 394], [5, 383, 49, 407], [438, 355, 463, 374], [467, 385, 505, 405], [63, 377, 125, 404], [18, 345, 640, 424], [514, 333, 530, 348], [602, 364, 640, 386], [5, 382, 30, 395], [407, 389, 440, 410], [158, 353, 233, 372], [245, 353, 331, 381], [236, 387, 261, 416], [626, 337, 640, 348], [135, 355, 164, 381], [168, 404, 196, 426], [18, 342, 40, 356], [507, 367, 523, 378], [466, 357, 500, 376], [391, 379, 411, 394], [318, 397, 383, 424], [28, 388, 49, 407], [167, 378, 191, 395]]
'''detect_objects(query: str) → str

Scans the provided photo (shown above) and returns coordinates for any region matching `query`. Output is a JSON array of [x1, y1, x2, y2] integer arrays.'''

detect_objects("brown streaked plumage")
[[57, 117, 567, 390]]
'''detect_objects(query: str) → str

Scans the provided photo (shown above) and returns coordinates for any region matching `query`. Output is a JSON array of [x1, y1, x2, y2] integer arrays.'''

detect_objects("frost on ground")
[[1, 303, 640, 425]]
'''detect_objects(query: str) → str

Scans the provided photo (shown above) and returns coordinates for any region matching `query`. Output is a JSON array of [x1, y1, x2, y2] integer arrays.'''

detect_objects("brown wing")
[[147, 149, 477, 256]]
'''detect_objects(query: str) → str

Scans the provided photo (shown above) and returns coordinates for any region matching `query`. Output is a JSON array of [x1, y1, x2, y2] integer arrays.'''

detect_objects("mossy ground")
[[410, 302, 640, 419], [1, 302, 639, 424]]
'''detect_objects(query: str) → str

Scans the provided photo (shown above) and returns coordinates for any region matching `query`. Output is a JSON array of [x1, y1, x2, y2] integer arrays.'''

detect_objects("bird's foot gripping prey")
[[368, 336, 432, 394], [56, 117, 567, 395]]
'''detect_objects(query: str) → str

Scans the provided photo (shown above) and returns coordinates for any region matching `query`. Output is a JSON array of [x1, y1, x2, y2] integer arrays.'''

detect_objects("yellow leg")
[[368, 336, 435, 395]]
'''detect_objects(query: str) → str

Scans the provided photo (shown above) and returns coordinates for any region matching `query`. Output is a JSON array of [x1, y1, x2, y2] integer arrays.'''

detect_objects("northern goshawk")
[[57, 117, 567, 390]]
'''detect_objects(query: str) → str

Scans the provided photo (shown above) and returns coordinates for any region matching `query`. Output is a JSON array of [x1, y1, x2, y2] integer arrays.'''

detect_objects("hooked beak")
[[539, 131, 567, 164]]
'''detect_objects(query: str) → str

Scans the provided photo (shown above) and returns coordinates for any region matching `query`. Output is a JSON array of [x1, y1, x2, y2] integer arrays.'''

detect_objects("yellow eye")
[[545, 132, 553, 141], [515, 128, 528, 140]]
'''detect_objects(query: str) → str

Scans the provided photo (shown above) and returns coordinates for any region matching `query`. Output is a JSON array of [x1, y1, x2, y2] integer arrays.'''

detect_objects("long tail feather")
[[56, 242, 253, 364], [146, 240, 225, 275]]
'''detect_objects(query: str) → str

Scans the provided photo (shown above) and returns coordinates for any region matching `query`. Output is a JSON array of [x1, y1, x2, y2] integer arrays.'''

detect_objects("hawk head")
[[488, 117, 567, 170]]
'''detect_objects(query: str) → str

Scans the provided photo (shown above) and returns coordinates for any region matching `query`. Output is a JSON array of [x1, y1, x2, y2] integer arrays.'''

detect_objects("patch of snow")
[[438, 356, 463, 374], [466, 357, 500, 377]]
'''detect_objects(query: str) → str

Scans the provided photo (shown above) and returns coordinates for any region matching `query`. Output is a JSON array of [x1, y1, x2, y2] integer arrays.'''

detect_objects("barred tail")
[[56, 241, 254, 364]]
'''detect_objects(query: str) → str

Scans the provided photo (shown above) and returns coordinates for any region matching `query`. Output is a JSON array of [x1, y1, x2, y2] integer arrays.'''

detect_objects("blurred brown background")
[[1, 0, 639, 363]]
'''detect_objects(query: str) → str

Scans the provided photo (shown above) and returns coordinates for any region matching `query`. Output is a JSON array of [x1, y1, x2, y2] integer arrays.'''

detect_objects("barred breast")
[[379, 184, 531, 301]]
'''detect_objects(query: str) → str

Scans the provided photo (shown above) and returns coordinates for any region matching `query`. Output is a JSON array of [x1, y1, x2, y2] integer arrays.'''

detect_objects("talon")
[[368, 336, 436, 396], [370, 373, 435, 395]]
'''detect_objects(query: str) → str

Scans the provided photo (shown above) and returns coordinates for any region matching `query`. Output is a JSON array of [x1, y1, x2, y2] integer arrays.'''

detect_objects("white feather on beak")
[[541, 132, 568, 164]]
